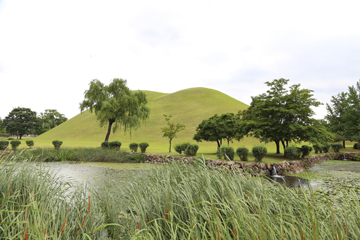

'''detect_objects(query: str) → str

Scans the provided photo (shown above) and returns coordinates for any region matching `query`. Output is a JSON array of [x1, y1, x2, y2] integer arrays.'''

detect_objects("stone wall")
[[143, 152, 347, 176]]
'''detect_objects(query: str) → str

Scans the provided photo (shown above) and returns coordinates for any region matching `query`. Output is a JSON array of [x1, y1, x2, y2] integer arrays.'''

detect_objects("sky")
[[0, 0, 359, 120]]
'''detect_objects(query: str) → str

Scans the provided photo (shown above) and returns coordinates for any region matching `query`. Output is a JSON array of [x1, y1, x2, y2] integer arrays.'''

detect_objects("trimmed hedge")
[[284, 145, 301, 160], [313, 145, 322, 154], [300, 145, 312, 158], [26, 140, 34, 148], [236, 147, 249, 161], [129, 143, 138, 152], [322, 144, 330, 153], [0, 140, 9, 150], [52, 140, 63, 150], [354, 143, 359, 149], [139, 142, 149, 153], [331, 143, 342, 153], [101, 142, 110, 149], [220, 146, 235, 160], [184, 144, 199, 156], [174, 144, 182, 154], [10, 140, 21, 151], [109, 141, 121, 151], [252, 145, 267, 162]]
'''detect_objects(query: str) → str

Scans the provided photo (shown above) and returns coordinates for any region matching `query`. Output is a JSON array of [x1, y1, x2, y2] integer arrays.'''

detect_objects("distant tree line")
[[1, 107, 67, 139]]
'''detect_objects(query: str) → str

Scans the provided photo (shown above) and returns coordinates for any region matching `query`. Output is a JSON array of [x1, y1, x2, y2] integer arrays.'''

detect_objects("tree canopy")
[[161, 114, 186, 153], [80, 78, 150, 142], [193, 113, 244, 150], [3, 107, 38, 139], [240, 78, 331, 154], [326, 80, 360, 145]]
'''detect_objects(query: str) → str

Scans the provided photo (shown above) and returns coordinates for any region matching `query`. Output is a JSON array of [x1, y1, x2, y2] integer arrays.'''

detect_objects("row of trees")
[[1, 108, 67, 139]]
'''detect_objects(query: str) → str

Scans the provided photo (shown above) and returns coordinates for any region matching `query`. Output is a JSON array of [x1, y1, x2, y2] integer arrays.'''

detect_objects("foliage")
[[10, 140, 21, 151], [0, 118, 4, 132], [35, 109, 68, 134], [52, 140, 63, 150], [80, 78, 150, 142], [322, 144, 330, 153], [25, 140, 34, 148], [313, 144, 322, 154], [180, 142, 190, 152], [220, 146, 235, 160], [236, 147, 249, 161], [331, 143, 343, 152], [184, 144, 199, 156], [354, 143, 359, 149], [284, 145, 301, 160], [139, 142, 149, 153], [129, 143, 139, 152], [0, 140, 9, 150], [193, 113, 245, 150], [109, 141, 121, 150], [252, 145, 267, 162], [161, 114, 185, 153], [101, 141, 110, 149], [3, 107, 38, 139], [300, 145, 312, 158], [239, 78, 331, 155], [174, 143, 182, 154]]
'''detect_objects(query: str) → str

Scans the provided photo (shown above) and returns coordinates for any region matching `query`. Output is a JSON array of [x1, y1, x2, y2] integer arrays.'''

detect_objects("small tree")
[[25, 140, 34, 148], [161, 115, 185, 153], [52, 140, 63, 150], [0, 141, 9, 150], [252, 145, 267, 162], [129, 143, 139, 152], [139, 142, 149, 153], [10, 140, 21, 151], [236, 147, 249, 161]]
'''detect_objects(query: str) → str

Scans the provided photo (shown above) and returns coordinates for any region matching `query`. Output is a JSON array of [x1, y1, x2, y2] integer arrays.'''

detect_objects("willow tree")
[[80, 78, 150, 142]]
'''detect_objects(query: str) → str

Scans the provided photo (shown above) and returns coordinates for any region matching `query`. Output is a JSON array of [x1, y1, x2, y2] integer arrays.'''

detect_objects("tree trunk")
[[104, 119, 115, 142], [281, 140, 286, 155], [286, 140, 289, 147], [169, 138, 172, 153], [275, 140, 280, 154], [227, 138, 230, 146], [343, 140, 346, 148]]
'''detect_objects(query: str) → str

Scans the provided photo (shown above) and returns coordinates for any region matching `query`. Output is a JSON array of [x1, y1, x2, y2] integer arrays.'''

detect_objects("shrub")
[[174, 144, 182, 154], [236, 147, 249, 161], [313, 145, 322, 154], [129, 143, 138, 152], [331, 143, 342, 153], [26, 140, 34, 148], [109, 141, 121, 151], [184, 144, 199, 156], [300, 145, 312, 158], [252, 145, 267, 162], [7, 137, 14, 141], [52, 140, 63, 150], [10, 140, 21, 151], [354, 143, 359, 149], [101, 142, 110, 149], [357, 144, 360, 150], [0, 140, 9, 150], [284, 145, 301, 160], [220, 146, 235, 160], [322, 144, 330, 153], [180, 142, 191, 153], [139, 142, 149, 153]]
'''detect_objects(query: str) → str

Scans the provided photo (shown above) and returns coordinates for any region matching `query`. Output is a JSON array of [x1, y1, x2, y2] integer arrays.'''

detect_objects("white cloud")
[[0, 0, 359, 120]]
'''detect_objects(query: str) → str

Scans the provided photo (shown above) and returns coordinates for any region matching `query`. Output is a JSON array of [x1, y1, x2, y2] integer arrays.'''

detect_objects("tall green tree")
[[161, 114, 186, 153], [39, 109, 68, 130], [80, 78, 150, 142], [240, 78, 331, 154], [0, 118, 4, 132], [3, 107, 38, 139], [193, 113, 244, 151]]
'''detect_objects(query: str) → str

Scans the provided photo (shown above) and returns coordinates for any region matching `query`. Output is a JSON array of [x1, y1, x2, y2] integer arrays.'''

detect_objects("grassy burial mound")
[[35, 87, 251, 150]]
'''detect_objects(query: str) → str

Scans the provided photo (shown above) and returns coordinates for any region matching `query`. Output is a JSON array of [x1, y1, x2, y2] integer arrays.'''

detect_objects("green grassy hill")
[[33, 87, 272, 157]]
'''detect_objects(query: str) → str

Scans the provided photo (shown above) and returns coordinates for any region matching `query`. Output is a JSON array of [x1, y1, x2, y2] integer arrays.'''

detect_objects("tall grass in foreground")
[[0, 154, 113, 239], [104, 158, 360, 239]]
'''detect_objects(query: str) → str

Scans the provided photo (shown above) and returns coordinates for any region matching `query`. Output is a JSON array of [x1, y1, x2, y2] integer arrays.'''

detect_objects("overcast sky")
[[1, 0, 359, 120]]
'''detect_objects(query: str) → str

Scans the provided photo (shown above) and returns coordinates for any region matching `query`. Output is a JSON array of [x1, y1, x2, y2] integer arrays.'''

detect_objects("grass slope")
[[31, 87, 281, 161]]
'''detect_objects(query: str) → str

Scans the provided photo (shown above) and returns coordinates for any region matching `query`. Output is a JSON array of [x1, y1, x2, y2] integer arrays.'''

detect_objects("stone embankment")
[[143, 152, 352, 176]]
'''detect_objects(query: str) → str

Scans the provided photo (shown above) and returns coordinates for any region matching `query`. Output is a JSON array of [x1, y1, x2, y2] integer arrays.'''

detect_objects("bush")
[[139, 142, 149, 153], [52, 140, 63, 150], [252, 145, 267, 162], [101, 142, 110, 149], [26, 140, 34, 148], [322, 144, 330, 153], [180, 142, 191, 153], [7, 137, 14, 141], [313, 145, 322, 154], [357, 144, 360, 150], [184, 144, 199, 156], [354, 143, 359, 149], [300, 145, 312, 158], [236, 147, 249, 161], [109, 141, 121, 151], [284, 145, 301, 160], [331, 143, 342, 153], [220, 146, 235, 160], [129, 143, 138, 152], [10, 140, 21, 151], [0, 140, 9, 150], [174, 144, 182, 154]]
